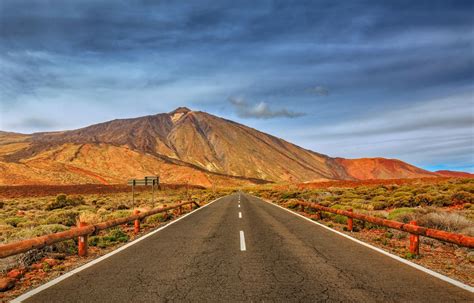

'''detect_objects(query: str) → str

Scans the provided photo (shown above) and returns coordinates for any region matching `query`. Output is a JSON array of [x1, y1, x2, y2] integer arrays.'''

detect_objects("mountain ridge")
[[0, 108, 470, 186]]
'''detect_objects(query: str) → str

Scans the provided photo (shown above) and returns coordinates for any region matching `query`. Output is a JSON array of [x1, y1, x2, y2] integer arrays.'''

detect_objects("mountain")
[[0, 108, 469, 186], [334, 158, 438, 180], [435, 170, 474, 178]]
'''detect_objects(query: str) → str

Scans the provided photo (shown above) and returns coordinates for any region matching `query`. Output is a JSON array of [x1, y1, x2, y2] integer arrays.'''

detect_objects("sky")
[[0, 0, 473, 172]]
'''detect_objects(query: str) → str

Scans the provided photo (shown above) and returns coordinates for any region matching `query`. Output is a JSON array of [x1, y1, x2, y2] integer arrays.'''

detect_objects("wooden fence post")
[[409, 220, 420, 255], [78, 222, 88, 257], [347, 208, 353, 232], [134, 209, 140, 235]]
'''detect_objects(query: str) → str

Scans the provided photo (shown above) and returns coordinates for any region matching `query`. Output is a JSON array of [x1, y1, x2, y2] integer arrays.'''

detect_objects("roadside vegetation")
[[0, 186, 231, 299], [250, 178, 474, 235]]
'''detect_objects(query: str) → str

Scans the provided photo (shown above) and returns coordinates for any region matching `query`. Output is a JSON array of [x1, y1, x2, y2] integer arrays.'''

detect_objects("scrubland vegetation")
[[0, 188, 229, 245], [251, 178, 474, 235]]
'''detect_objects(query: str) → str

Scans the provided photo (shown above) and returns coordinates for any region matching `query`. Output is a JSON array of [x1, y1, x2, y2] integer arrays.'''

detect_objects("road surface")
[[20, 193, 473, 302]]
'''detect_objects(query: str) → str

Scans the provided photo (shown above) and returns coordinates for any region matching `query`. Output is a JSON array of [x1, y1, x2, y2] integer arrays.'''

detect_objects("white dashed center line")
[[239, 212, 242, 218], [238, 205, 240, 208], [240, 231, 246, 251]]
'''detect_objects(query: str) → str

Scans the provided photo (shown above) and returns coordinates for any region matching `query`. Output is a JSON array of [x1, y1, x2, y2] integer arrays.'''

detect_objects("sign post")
[[128, 176, 160, 207]]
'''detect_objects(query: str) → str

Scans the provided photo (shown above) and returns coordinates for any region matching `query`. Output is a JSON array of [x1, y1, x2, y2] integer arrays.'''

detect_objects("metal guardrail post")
[[409, 220, 420, 255], [78, 222, 89, 257]]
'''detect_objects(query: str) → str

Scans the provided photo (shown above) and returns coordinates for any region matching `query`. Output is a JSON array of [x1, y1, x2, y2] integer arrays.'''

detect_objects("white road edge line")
[[256, 195, 474, 293], [239, 212, 242, 219], [12, 196, 227, 303], [240, 230, 246, 251]]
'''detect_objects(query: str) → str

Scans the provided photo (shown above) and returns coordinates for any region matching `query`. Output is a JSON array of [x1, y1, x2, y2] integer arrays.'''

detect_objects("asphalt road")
[[21, 193, 473, 302]]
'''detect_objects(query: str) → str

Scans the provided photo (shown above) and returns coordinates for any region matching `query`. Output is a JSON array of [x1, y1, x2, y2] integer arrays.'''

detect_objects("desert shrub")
[[45, 210, 79, 227], [104, 210, 132, 220], [372, 195, 387, 202], [13, 224, 68, 240], [5, 216, 26, 227], [333, 214, 348, 225], [391, 194, 415, 208], [16, 220, 38, 228], [372, 202, 388, 210], [145, 213, 166, 224], [432, 194, 452, 207], [387, 208, 416, 223], [67, 195, 85, 205], [78, 211, 101, 224], [46, 194, 86, 211], [0, 201, 4, 209], [451, 191, 474, 204], [280, 192, 299, 200], [340, 192, 360, 199], [89, 228, 129, 248], [417, 211, 473, 234], [414, 194, 434, 206]]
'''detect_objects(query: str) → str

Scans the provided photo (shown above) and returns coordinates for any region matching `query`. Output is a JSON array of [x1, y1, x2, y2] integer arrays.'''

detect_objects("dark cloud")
[[229, 97, 305, 119]]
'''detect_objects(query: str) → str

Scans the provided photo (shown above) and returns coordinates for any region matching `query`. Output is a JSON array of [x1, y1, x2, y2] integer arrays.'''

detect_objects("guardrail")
[[291, 201, 474, 255], [0, 201, 200, 259]]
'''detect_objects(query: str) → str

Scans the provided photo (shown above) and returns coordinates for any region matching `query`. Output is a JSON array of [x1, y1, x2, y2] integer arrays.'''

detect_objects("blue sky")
[[0, 0, 473, 172]]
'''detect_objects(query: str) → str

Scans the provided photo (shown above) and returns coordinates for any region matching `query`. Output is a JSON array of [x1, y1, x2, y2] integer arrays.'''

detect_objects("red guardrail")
[[0, 201, 200, 258], [292, 201, 474, 254]]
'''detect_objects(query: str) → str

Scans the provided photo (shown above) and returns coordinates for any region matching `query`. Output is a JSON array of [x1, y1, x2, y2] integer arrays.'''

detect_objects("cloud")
[[229, 97, 305, 119], [290, 92, 474, 171], [7, 117, 56, 130], [306, 86, 329, 96]]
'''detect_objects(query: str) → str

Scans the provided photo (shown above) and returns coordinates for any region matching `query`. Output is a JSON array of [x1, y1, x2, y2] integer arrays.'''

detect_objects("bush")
[[417, 212, 472, 234], [372, 202, 388, 210], [89, 228, 129, 248], [46, 194, 85, 210], [414, 194, 434, 206], [13, 224, 68, 240], [104, 210, 132, 220], [145, 213, 166, 224], [78, 211, 101, 224], [5, 217, 26, 227], [45, 210, 79, 227], [280, 192, 299, 200], [333, 214, 348, 224], [451, 191, 474, 204], [387, 208, 416, 223]]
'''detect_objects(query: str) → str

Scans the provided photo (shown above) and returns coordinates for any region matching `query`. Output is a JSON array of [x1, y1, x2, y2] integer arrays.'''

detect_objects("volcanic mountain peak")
[[169, 107, 191, 123], [170, 107, 192, 114]]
